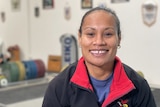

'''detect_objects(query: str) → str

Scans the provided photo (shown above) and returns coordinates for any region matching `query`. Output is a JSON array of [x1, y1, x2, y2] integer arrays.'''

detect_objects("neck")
[[85, 61, 114, 80]]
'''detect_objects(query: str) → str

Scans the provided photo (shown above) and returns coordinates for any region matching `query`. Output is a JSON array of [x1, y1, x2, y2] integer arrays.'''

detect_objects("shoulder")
[[122, 63, 150, 89], [122, 64, 156, 106], [123, 63, 143, 80], [43, 62, 78, 106], [48, 62, 78, 90]]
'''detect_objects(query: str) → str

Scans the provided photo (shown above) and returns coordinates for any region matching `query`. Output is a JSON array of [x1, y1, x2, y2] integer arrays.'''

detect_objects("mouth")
[[90, 49, 109, 57]]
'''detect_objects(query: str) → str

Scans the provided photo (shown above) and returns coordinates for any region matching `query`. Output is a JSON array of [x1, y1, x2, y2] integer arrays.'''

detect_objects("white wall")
[[0, 0, 30, 59], [111, 0, 160, 87], [0, 0, 160, 87]]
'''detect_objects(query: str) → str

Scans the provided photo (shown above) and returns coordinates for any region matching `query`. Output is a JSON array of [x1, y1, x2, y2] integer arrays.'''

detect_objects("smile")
[[90, 50, 108, 56]]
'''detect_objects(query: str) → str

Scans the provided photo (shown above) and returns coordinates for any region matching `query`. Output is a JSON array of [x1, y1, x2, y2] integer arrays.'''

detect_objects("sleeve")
[[134, 79, 157, 107], [42, 79, 62, 107]]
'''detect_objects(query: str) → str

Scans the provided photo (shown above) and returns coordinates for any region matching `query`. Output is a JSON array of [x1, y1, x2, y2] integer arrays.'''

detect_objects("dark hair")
[[79, 7, 121, 38]]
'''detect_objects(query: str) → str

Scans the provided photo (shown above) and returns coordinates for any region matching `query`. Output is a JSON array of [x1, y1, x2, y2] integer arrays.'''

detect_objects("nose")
[[93, 34, 106, 45]]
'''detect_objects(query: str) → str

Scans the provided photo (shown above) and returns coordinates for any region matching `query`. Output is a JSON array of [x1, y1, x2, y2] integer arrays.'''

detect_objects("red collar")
[[102, 57, 135, 107], [70, 57, 93, 90]]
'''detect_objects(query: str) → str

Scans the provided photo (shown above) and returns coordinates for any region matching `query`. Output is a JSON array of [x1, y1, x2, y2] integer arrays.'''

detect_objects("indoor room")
[[0, 0, 160, 107]]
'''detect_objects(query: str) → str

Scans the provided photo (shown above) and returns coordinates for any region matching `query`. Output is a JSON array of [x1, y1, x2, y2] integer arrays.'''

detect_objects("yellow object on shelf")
[[47, 55, 61, 72]]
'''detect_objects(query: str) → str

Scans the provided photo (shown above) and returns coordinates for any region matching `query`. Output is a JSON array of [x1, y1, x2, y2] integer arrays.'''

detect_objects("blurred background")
[[0, 0, 160, 107]]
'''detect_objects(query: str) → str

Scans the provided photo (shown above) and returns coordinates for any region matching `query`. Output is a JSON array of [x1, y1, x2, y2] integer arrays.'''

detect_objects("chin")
[[89, 60, 106, 67]]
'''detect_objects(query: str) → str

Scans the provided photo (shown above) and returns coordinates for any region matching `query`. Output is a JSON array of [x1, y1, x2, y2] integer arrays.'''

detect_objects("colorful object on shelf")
[[7, 45, 21, 61], [0, 59, 46, 83], [34, 59, 46, 78], [0, 75, 8, 87], [47, 55, 61, 72]]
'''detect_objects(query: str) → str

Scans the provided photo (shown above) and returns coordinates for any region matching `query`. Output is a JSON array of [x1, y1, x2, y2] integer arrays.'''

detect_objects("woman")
[[42, 7, 156, 107]]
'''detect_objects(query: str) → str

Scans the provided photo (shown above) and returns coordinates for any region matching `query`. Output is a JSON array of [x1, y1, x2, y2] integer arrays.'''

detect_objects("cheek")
[[80, 37, 92, 48], [108, 39, 119, 49], [80, 38, 92, 56]]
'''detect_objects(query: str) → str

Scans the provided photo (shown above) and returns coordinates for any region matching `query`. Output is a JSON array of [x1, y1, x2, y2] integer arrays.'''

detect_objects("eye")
[[104, 32, 113, 37], [87, 33, 94, 36], [85, 32, 95, 37]]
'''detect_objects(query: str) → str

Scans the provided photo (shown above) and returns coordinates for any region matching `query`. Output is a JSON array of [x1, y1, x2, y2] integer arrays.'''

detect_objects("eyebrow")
[[83, 26, 115, 31]]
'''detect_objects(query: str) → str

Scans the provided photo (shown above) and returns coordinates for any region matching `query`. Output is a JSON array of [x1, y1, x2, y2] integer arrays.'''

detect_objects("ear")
[[78, 32, 82, 47], [118, 35, 121, 46]]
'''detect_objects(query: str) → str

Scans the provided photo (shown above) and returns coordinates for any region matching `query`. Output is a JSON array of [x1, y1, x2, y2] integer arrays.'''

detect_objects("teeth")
[[91, 50, 106, 54], [99, 51, 106, 53], [91, 51, 98, 54]]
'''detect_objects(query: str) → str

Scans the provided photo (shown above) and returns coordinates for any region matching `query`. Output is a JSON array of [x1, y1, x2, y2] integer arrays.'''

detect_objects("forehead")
[[82, 10, 116, 26], [84, 10, 114, 19]]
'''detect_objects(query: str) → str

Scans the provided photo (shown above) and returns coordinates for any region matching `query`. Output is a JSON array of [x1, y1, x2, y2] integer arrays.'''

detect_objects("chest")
[[65, 88, 134, 107]]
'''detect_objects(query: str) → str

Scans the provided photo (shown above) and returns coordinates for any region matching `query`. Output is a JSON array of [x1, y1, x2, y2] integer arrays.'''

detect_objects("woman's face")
[[79, 10, 121, 67]]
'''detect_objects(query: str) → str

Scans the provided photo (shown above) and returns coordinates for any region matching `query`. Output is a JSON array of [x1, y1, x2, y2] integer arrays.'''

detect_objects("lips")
[[90, 49, 109, 56]]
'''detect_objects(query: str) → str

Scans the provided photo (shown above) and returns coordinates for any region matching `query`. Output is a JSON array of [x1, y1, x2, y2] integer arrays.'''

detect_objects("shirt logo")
[[117, 99, 128, 107]]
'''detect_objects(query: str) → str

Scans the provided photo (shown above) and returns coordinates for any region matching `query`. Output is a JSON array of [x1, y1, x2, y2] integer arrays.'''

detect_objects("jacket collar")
[[70, 57, 93, 90], [70, 56, 135, 106], [102, 57, 135, 107]]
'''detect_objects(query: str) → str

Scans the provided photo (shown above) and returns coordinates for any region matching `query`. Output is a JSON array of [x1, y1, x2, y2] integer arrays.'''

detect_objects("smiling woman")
[[42, 7, 156, 107], [78, 11, 120, 73]]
